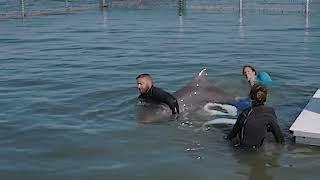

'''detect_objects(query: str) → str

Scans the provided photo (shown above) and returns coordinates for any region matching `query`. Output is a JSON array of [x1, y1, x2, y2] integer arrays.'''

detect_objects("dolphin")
[[136, 68, 242, 123], [174, 69, 234, 113]]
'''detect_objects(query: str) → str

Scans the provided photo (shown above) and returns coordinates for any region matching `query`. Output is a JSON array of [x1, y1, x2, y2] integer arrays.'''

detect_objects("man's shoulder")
[[152, 86, 170, 95], [152, 86, 164, 92], [153, 86, 177, 101]]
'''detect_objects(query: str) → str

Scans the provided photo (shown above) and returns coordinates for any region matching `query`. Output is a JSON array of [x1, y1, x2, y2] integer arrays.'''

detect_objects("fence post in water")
[[20, 0, 25, 18], [178, 0, 185, 16], [65, 0, 70, 11], [101, 0, 108, 8], [239, 0, 243, 26], [305, 0, 310, 15]]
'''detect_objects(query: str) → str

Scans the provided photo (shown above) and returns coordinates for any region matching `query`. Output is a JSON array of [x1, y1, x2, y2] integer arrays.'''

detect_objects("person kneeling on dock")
[[227, 84, 284, 149]]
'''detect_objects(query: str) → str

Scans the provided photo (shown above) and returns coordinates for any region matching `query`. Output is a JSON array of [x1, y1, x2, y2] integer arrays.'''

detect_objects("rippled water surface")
[[1, 2, 320, 180]]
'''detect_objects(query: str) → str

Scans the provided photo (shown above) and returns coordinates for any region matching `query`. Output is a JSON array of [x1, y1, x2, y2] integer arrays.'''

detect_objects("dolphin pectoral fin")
[[206, 105, 228, 113], [203, 118, 237, 126]]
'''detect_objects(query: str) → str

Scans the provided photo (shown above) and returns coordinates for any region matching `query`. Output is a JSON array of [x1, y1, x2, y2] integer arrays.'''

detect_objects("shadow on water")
[[305, 98, 320, 114], [135, 102, 210, 125], [231, 142, 284, 180], [136, 103, 173, 124]]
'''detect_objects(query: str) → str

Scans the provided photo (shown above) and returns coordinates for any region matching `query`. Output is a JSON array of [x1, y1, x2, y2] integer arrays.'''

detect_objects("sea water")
[[1, 1, 320, 179]]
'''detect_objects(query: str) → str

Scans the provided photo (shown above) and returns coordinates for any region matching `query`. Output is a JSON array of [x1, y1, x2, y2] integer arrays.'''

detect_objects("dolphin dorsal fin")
[[198, 68, 207, 77], [191, 68, 208, 84]]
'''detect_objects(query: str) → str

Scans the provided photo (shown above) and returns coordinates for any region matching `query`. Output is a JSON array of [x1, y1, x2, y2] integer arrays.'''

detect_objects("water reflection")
[[101, 9, 109, 29], [305, 12, 309, 36], [178, 15, 184, 32], [239, 5, 244, 38], [304, 9, 310, 54]]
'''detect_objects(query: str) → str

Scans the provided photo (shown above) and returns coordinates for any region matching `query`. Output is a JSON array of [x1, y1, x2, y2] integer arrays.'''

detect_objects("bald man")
[[136, 74, 179, 115]]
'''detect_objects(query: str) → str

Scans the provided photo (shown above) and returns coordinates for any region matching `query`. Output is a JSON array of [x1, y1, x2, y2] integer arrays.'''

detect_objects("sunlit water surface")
[[1, 3, 320, 180]]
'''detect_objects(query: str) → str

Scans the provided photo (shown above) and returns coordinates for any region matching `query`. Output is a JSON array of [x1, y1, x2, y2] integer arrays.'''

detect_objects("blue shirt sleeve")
[[256, 72, 272, 85]]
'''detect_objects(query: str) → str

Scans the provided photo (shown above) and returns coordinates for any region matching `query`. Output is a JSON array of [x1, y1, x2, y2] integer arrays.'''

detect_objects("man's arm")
[[153, 87, 179, 114], [161, 93, 179, 114]]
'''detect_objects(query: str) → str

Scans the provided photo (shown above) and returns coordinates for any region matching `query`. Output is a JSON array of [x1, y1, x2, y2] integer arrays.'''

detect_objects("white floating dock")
[[290, 89, 320, 146]]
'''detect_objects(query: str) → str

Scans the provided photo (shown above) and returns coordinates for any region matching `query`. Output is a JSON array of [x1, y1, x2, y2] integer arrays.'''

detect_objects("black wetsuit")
[[227, 103, 284, 148], [138, 86, 179, 114]]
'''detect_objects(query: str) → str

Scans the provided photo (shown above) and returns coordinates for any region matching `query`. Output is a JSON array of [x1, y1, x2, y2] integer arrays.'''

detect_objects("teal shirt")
[[256, 72, 272, 86]]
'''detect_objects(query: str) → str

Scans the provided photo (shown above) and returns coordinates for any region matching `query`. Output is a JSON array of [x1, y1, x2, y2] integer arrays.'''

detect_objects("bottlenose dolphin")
[[136, 69, 240, 123], [174, 69, 235, 113]]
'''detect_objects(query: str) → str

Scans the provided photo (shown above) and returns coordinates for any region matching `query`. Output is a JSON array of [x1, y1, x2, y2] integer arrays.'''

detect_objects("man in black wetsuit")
[[136, 74, 179, 115], [227, 84, 284, 149]]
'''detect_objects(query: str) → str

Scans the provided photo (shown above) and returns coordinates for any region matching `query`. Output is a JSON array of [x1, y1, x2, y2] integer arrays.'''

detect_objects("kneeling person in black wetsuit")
[[227, 84, 284, 149], [136, 74, 179, 115]]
